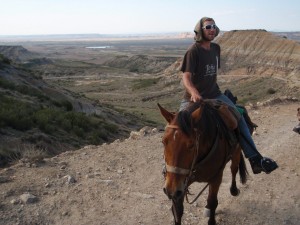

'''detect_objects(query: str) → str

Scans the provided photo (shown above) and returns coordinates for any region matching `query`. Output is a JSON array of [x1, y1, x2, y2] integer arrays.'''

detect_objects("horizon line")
[[0, 30, 300, 37]]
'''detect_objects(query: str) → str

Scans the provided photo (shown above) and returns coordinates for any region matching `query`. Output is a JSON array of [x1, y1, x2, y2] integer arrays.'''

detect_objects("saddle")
[[206, 99, 241, 131], [206, 99, 244, 149]]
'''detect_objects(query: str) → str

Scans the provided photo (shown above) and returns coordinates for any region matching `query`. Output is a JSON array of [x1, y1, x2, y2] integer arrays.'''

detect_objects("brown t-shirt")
[[181, 42, 221, 100]]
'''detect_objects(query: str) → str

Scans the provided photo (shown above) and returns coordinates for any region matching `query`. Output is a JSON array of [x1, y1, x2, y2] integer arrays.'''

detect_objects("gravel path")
[[0, 102, 299, 225]]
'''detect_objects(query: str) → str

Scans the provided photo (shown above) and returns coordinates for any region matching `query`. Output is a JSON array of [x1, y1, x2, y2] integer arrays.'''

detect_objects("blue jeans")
[[179, 94, 258, 158]]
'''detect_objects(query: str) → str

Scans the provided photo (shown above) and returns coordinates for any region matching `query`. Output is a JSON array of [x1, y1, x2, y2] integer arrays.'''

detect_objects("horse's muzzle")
[[163, 186, 184, 200]]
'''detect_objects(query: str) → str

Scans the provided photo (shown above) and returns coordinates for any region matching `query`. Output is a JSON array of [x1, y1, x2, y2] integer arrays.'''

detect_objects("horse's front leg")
[[171, 197, 184, 225], [205, 173, 223, 225]]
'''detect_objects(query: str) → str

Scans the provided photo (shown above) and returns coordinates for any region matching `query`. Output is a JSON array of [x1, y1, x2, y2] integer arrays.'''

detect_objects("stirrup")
[[261, 157, 278, 174], [249, 155, 278, 174]]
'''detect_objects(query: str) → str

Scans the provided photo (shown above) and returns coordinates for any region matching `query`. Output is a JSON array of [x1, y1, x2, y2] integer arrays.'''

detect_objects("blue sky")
[[1, 0, 300, 35]]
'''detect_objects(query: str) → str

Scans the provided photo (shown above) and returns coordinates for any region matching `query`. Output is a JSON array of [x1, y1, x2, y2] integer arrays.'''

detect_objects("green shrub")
[[88, 130, 107, 144], [0, 77, 48, 100], [72, 126, 85, 138], [0, 98, 35, 130], [0, 77, 16, 90], [0, 54, 11, 65], [129, 67, 139, 72], [34, 108, 55, 131], [267, 88, 276, 94], [0, 146, 21, 163], [51, 99, 73, 111], [61, 100, 73, 111], [103, 122, 118, 133], [16, 85, 46, 99], [60, 119, 72, 131]]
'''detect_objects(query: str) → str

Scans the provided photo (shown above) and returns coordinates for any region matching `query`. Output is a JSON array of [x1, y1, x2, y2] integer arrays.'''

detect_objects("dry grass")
[[20, 144, 48, 163], [0, 142, 48, 166]]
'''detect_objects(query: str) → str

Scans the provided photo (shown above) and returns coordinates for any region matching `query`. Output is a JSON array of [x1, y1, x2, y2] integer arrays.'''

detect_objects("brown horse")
[[158, 100, 248, 225]]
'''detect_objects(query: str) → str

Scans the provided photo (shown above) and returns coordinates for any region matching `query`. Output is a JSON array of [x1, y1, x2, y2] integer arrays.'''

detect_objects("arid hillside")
[[0, 46, 39, 62], [0, 56, 151, 166], [216, 30, 300, 78]]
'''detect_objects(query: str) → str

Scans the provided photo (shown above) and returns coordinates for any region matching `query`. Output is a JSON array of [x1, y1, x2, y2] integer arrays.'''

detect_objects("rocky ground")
[[0, 102, 299, 225]]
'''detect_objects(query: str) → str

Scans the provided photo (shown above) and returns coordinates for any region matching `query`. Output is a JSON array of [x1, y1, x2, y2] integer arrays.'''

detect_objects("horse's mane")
[[177, 101, 229, 142]]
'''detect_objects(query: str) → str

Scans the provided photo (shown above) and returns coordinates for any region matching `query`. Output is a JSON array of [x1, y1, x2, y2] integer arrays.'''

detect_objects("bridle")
[[164, 124, 199, 177], [164, 123, 216, 176], [164, 123, 222, 204]]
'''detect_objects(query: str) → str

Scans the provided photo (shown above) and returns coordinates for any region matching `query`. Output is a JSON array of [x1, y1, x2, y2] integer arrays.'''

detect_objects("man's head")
[[194, 17, 219, 42]]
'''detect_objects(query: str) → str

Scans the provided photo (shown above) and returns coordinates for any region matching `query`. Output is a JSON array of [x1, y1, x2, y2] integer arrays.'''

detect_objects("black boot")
[[293, 124, 300, 134], [249, 155, 278, 174]]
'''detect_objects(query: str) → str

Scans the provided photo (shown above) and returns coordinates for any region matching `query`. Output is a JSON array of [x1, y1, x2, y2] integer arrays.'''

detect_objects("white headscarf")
[[194, 17, 220, 42]]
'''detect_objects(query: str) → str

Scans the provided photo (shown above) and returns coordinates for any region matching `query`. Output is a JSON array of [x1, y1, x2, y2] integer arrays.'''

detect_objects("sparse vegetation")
[[20, 144, 48, 163], [220, 77, 287, 105], [0, 92, 122, 166], [131, 77, 161, 90], [0, 95, 117, 141], [0, 77, 49, 100], [51, 99, 73, 111], [0, 142, 48, 166]]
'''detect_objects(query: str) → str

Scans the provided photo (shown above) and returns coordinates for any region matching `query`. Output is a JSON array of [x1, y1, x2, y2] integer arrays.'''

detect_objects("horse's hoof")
[[203, 207, 210, 217], [230, 187, 240, 196], [208, 219, 216, 225]]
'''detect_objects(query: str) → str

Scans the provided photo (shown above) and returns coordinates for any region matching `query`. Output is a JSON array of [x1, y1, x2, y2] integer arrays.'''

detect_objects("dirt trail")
[[0, 102, 299, 225]]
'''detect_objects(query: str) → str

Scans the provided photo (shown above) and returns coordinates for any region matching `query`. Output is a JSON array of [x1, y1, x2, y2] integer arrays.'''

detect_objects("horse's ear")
[[191, 107, 203, 123], [157, 103, 175, 123]]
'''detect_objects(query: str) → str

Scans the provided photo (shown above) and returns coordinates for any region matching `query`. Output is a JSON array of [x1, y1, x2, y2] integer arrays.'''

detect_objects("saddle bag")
[[207, 100, 241, 130]]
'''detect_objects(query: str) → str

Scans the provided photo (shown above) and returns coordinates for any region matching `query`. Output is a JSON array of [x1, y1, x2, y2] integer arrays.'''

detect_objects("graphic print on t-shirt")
[[204, 64, 216, 76], [204, 56, 218, 77]]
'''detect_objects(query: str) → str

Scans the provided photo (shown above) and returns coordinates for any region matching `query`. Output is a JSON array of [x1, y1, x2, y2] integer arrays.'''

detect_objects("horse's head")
[[158, 103, 205, 200]]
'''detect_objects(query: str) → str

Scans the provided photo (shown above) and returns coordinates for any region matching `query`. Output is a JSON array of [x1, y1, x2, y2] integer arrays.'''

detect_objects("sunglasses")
[[202, 24, 217, 30]]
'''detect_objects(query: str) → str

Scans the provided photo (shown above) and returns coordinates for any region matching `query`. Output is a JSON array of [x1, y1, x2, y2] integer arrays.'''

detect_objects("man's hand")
[[191, 94, 202, 102], [190, 90, 203, 102]]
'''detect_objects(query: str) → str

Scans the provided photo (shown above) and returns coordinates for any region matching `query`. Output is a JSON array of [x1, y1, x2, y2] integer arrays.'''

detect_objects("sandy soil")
[[0, 102, 299, 225]]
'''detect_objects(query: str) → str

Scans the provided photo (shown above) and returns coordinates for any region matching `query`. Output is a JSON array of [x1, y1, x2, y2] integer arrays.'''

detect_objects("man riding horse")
[[179, 17, 278, 174], [160, 17, 279, 225]]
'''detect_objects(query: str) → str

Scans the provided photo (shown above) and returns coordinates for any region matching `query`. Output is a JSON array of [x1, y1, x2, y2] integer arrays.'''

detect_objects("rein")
[[185, 127, 221, 205]]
